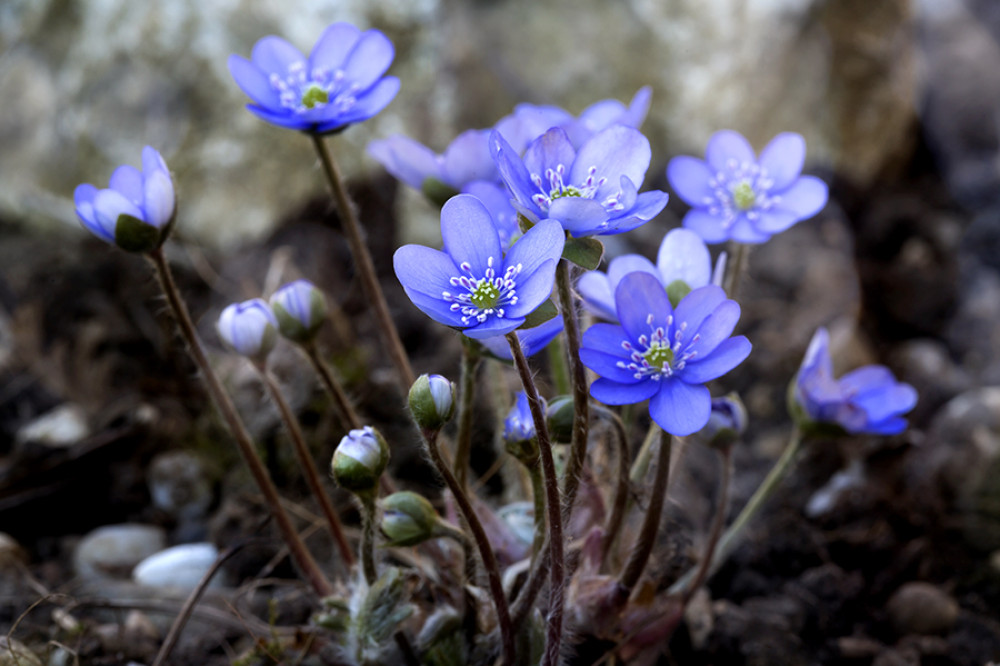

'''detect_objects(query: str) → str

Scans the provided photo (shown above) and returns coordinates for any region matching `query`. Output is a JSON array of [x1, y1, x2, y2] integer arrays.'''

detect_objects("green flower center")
[[732, 181, 756, 211], [301, 84, 329, 109], [470, 282, 500, 309], [642, 341, 674, 370], [550, 185, 583, 200]]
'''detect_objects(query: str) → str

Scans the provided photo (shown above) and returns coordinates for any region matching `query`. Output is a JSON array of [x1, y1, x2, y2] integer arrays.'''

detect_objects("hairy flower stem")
[[309, 133, 415, 392], [669, 427, 803, 595], [618, 429, 673, 597], [592, 407, 631, 565], [723, 242, 751, 300], [629, 422, 659, 484], [505, 332, 565, 666], [302, 342, 362, 431], [146, 248, 333, 597], [528, 459, 547, 559], [454, 338, 481, 490], [254, 364, 355, 568], [679, 445, 732, 605], [419, 426, 515, 666], [556, 259, 590, 524], [358, 491, 378, 585], [548, 335, 571, 395]]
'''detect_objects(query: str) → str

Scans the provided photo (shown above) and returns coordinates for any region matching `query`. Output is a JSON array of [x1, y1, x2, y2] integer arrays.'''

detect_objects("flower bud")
[[503, 392, 540, 445], [379, 491, 440, 547], [217, 299, 278, 360], [269, 279, 328, 343], [408, 374, 455, 431], [331, 426, 389, 494], [700, 393, 748, 450], [545, 395, 574, 443]]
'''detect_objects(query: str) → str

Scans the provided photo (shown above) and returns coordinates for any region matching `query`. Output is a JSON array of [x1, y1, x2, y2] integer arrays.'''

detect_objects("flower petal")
[[74, 184, 114, 243], [607, 254, 659, 294], [758, 132, 805, 191], [324, 76, 399, 128], [505, 259, 557, 318], [464, 316, 526, 339], [93, 189, 143, 232], [615, 271, 672, 343], [572, 126, 651, 202], [401, 286, 466, 327], [244, 104, 313, 130], [673, 285, 727, 340], [774, 175, 828, 219], [580, 348, 638, 384], [581, 322, 631, 358], [705, 130, 755, 173], [393, 244, 461, 298], [656, 228, 711, 288], [752, 210, 799, 234], [667, 156, 715, 207], [549, 197, 608, 236], [109, 165, 143, 206], [649, 380, 711, 436], [576, 271, 616, 321], [729, 216, 774, 243], [227, 55, 280, 109], [441, 194, 503, 276], [682, 208, 730, 244], [681, 336, 751, 383], [505, 219, 565, 279], [443, 129, 496, 186], [590, 377, 660, 406], [142, 170, 175, 229], [523, 128, 576, 184], [309, 22, 361, 71], [251, 36, 304, 74], [685, 299, 741, 358], [491, 130, 542, 216], [367, 135, 443, 189], [341, 29, 395, 91]]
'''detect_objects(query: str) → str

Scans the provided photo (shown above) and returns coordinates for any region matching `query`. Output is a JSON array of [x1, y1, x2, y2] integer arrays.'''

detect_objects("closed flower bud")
[[379, 491, 440, 547], [217, 299, 278, 360], [700, 393, 748, 450], [331, 426, 389, 494], [269, 279, 328, 343], [408, 374, 455, 431], [545, 395, 575, 443]]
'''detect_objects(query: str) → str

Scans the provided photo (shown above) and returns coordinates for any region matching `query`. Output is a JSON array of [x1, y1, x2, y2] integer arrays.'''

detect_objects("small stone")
[[132, 542, 224, 591], [886, 582, 960, 636], [74, 524, 167, 581], [15, 404, 89, 448], [147, 450, 214, 523]]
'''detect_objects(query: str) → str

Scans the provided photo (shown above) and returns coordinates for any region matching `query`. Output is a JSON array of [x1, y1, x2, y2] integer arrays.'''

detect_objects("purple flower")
[[73, 146, 176, 252], [667, 130, 828, 244], [794, 328, 917, 435], [478, 316, 564, 361], [577, 228, 725, 321], [580, 272, 751, 436], [217, 298, 279, 359], [228, 22, 399, 134], [491, 125, 668, 237], [393, 194, 565, 339], [503, 392, 542, 444]]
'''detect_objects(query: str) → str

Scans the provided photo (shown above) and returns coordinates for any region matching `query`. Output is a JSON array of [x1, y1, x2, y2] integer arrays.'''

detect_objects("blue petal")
[[752, 210, 799, 234], [464, 316, 526, 339], [686, 299, 741, 358], [681, 336, 751, 383], [341, 29, 395, 91], [576, 271, 617, 321], [74, 184, 114, 244], [608, 254, 659, 293], [443, 129, 496, 186], [625, 189, 669, 221], [227, 55, 279, 109], [774, 176, 828, 219], [401, 286, 466, 327], [614, 271, 672, 344], [729, 216, 773, 243], [853, 382, 917, 423], [673, 285, 727, 346], [251, 36, 304, 74], [656, 228, 711, 289], [667, 156, 715, 207], [505, 259, 557, 318], [649, 380, 711, 436], [324, 76, 399, 127], [590, 377, 660, 406], [758, 132, 805, 191], [682, 208, 730, 244], [862, 416, 908, 435], [393, 244, 461, 298], [93, 189, 144, 231], [462, 181, 519, 249], [142, 170, 175, 229], [109, 165, 143, 206], [244, 104, 311, 130], [581, 322, 629, 353], [523, 128, 577, 185], [367, 135, 443, 189], [491, 130, 542, 216], [309, 23, 361, 71], [580, 348, 638, 384], [494, 104, 573, 154], [505, 219, 565, 279], [441, 193, 503, 276], [705, 130, 755, 173], [549, 197, 607, 236], [572, 126, 651, 203], [480, 316, 563, 360]]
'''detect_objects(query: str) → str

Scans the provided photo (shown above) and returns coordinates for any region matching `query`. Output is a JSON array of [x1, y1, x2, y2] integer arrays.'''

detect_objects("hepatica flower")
[[503, 392, 541, 444], [73, 146, 175, 252], [793, 328, 917, 435], [580, 272, 751, 436], [667, 130, 828, 244], [269, 279, 328, 343], [492, 125, 668, 237], [217, 298, 279, 360], [394, 194, 564, 339], [228, 22, 399, 134], [577, 228, 724, 321]]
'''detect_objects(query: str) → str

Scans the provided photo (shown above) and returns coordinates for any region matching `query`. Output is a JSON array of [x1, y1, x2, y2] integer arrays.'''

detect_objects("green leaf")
[[562, 236, 604, 270], [519, 299, 558, 329]]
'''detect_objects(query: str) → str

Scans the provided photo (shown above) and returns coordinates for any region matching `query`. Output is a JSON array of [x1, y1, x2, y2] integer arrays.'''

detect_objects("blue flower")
[[579, 272, 751, 436], [667, 130, 828, 244], [228, 22, 400, 134], [478, 316, 564, 361], [73, 146, 175, 252], [491, 125, 669, 237], [393, 194, 565, 339], [217, 298, 279, 360], [577, 228, 725, 321], [794, 328, 917, 435], [503, 392, 542, 444]]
